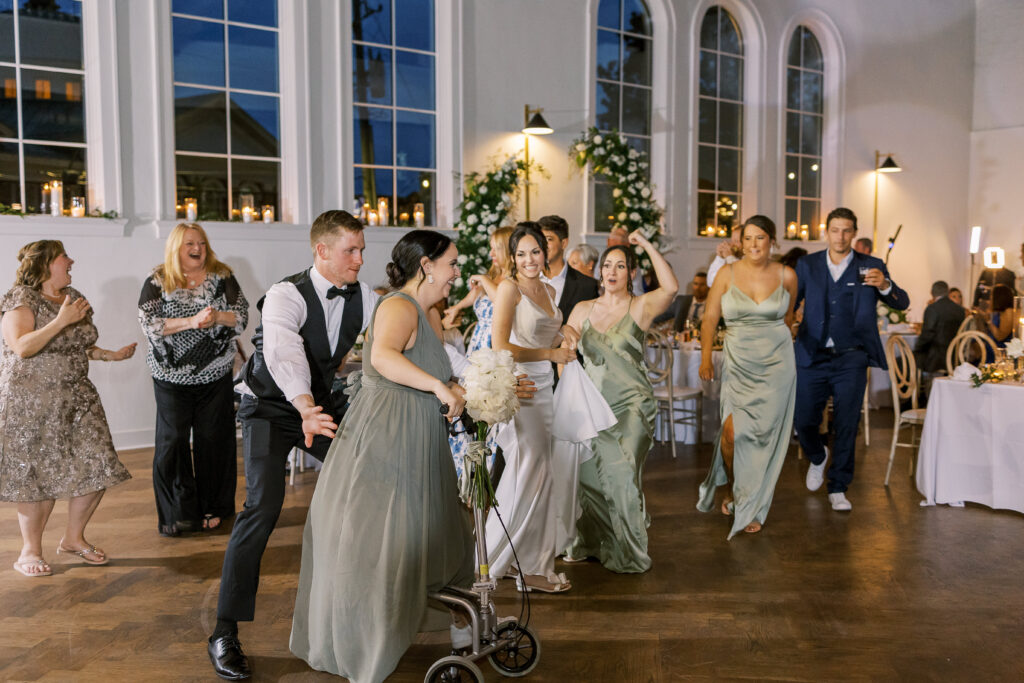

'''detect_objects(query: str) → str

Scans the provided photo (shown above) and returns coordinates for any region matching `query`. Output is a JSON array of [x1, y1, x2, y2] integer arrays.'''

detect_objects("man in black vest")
[[793, 207, 909, 512], [538, 215, 599, 322], [208, 210, 377, 680]]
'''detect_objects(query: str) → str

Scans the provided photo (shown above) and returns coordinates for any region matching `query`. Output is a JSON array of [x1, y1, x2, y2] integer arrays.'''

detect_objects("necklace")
[[185, 270, 206, 287]]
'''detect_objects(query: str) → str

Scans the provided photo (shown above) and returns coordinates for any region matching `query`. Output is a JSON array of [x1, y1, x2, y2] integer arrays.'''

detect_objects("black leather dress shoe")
[[208, 635, 252, 680]]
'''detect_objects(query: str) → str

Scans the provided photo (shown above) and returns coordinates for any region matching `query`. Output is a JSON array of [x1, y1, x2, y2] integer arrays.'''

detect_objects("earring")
[[427, 273, 435, 284]]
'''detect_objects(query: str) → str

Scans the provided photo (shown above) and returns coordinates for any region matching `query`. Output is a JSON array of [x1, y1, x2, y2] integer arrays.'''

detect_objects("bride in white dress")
[[485, 222, 577, 593]]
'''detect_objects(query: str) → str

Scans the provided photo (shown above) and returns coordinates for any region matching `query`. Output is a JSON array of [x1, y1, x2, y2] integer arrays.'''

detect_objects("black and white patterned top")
[[138, 271, 249, 385]]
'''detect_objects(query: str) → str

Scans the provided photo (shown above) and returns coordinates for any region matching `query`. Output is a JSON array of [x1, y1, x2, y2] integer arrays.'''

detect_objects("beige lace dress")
[[0, 285, 131, 502]]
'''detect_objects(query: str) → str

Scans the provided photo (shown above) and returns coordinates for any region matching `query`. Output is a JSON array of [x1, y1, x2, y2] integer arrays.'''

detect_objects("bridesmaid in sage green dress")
[[290, 231, 474, 683], [563, 230, 678, 573], [697, 215, 797, 539]]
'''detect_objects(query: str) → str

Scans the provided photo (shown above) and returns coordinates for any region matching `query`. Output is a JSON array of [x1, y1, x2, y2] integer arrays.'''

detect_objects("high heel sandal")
[[515, 572, 572, 594], [56, 539, 108, 566]]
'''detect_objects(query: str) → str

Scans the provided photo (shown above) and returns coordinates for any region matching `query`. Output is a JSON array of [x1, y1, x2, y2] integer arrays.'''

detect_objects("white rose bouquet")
[[459, 349, 520, 508]]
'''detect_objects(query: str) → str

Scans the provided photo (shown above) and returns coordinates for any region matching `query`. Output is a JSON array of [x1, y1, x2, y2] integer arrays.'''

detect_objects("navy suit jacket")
[[793, 250, 910, 369]]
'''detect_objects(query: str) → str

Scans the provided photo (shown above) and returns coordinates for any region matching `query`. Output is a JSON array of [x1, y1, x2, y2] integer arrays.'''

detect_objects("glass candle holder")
[[239, 193, 255, 223], [261, 205, 274, 223], [367, 209, 379, 226], [414, 202, 425, 228], [184, 197, 197, 222], [70, 196, 86, 217], [377, 197, 389, 226], [40, 183, 50, 214]]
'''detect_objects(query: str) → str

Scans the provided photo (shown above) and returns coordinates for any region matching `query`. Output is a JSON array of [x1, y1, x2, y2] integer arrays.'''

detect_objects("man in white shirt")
[[208, 210, 378, 680], [538, 215, 599, 322], [707, 225, 742, 287]]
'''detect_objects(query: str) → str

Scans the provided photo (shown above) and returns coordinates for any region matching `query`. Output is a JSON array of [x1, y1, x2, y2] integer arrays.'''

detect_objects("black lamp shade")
[[523, 112, 554, 135]]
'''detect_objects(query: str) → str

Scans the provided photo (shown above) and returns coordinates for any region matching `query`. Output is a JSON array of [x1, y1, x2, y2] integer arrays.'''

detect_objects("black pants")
[[152, 375, 237, 528], [216, 395, 333, 622]]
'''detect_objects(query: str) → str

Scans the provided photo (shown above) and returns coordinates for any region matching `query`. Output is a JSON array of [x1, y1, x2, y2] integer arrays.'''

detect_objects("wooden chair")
[[945, 330, 998, 375], [883, 335, 925, 486], [462, 321, 477, 349], [955, 314, 978, 336], [644, 329, 702, 459]]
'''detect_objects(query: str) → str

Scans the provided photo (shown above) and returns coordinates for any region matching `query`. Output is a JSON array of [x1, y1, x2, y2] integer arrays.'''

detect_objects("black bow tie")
[[326, 284, 359, 301]]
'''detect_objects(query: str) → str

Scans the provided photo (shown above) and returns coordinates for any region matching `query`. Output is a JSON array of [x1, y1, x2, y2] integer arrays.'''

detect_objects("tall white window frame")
[[778, 9, 845, 235], [170, 0, 283, 222], [687, 0, 765, 241], [584, 0, 675, 237], [0, 0, 121, 218]]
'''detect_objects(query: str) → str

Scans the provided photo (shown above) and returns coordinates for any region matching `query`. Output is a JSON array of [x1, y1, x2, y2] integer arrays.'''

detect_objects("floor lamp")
[[872, 151, 901, 252], [522, 105, 553, 220]]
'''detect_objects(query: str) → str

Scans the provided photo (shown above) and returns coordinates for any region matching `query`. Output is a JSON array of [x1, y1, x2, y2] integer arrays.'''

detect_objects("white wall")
[[0, 0, 992, 448]]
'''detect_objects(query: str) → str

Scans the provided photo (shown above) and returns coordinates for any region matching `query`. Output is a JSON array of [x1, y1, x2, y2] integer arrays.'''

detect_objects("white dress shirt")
[[707, 254, 738, 287], [250, 266, 378, 402], [541, 262, 569, 305]]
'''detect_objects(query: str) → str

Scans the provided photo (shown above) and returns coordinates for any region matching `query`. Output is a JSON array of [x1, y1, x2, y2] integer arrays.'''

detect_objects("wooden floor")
[[2, 412, 1023, 682]]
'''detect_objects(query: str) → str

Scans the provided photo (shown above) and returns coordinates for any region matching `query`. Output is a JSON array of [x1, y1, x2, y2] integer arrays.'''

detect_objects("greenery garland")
[[570, 127, 665, 271], [450, 155, 528, 303]]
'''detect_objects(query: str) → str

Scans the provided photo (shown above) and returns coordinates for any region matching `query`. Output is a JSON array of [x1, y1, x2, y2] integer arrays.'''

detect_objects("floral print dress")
[[450, 293, 498, 479], [0, 286, 130, 502]]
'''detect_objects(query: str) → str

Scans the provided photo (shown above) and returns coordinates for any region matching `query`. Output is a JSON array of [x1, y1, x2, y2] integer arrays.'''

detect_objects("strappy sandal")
[[744, 522, 763, 534], [202, 514, 221, 531], [13, 558, 52, 577], [56, 539, 109, 566], [516, 572, 572, 594]]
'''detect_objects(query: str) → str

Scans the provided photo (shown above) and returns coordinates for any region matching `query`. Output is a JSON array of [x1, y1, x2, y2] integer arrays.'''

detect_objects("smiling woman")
[[137, 223, 249, 537]]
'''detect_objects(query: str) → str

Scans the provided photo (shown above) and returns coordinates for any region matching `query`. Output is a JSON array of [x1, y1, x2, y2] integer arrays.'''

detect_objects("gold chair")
[[462, 321, 478, 349], [883, 335, 925, 486], [945, 330, 997, 376], [644, 329, 702, 459]]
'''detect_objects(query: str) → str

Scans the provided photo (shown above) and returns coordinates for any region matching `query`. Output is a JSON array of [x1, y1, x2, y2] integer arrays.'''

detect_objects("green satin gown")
[[567, 307, 657, 573], [697, 279, 796, 539]]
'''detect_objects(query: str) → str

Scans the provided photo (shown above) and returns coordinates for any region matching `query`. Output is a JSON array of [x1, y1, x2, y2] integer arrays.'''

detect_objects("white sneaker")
[[805, 446, 829, 491], [828, 492, 852, 511]]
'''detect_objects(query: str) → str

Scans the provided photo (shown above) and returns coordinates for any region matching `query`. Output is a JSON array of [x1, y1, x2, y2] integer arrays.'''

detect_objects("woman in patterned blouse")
[[138, 223, 248, 537]]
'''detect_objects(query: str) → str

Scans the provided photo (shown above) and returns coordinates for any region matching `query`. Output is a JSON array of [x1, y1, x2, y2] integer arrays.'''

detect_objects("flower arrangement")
[[570, 127, 665, 271], [450, 155, 529, 304], [877, 301, 908, 325], [1006, 337, 1024, 360], [459, 349, 520, 509]]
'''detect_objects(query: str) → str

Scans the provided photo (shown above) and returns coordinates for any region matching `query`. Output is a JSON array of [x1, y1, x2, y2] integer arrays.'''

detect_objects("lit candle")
[[717, 226, 727, 237], [40, 183, 50, 215], [817, 223, 825, 240], [362, 203, 370, 223], [184, 198, 197, 222], [50, 180, 63, 217], [787, 222, 797, 238], [399, 212, 409, 225], [70, 196, 86, 218], [241, 207, 254, 223], [414, 210, 425, 228], [377, 197, 389, 226], [799, 225, 809, 240], [262, 205, 274, 223], [367, 209, 378, 226]]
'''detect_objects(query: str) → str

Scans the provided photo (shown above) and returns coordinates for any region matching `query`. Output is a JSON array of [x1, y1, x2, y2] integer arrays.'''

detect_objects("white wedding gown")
[[485, 285, 563, 581]]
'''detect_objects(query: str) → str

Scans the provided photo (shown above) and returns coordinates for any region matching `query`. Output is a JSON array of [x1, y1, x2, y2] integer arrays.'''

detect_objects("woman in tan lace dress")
[[0, 241, 134, 577]]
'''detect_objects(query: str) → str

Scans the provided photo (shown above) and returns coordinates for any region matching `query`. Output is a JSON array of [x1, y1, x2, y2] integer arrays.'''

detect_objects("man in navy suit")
[[794, 207, 910, 511]]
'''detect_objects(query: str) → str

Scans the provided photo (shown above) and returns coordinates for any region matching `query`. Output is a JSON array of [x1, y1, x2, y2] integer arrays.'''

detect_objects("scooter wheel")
[[488, 621, 541, 677], [425, 655, 484, 683]]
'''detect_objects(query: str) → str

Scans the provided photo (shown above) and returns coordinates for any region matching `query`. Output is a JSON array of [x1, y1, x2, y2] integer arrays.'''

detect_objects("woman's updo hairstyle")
[[385, 229, 453, 289], [740, 214, 777, 243], [508, 221, 548, 279], [15, 239, 66, 290]]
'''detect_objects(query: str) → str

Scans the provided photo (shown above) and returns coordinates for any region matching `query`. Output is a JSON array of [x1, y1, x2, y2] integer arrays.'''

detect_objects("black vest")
[[242, 269, 362, 418]]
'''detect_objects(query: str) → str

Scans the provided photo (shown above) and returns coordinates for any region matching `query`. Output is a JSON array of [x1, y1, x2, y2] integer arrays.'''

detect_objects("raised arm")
[[698, 263, 730, 381], [630, 230, 679, 329]]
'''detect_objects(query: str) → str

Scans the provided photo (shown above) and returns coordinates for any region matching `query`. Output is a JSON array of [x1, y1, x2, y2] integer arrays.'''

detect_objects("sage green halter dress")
[[567, 302, 657, 573], [697, 274, 796, 539], [290, 292, 474, 683]]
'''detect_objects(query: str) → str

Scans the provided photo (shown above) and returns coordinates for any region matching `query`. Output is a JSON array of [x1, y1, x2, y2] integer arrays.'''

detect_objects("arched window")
[[783, 26, 823, 241], [171, 0, 281, 221], [594, 0, 652, 232], [351, 0, 436, 227], [696, 5, 743, 237], [0, 0, 87, 213]]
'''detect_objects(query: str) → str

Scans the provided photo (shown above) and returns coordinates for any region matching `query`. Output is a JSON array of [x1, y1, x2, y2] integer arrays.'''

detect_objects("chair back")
[[955, 314, 977, 336], [885, 334, 919, 419], [945, 330, 998, 375], [644, 329, 674, 389]]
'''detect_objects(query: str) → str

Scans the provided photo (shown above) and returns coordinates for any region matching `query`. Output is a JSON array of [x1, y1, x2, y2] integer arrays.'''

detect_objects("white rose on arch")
[[612, 188, 622, 198]]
